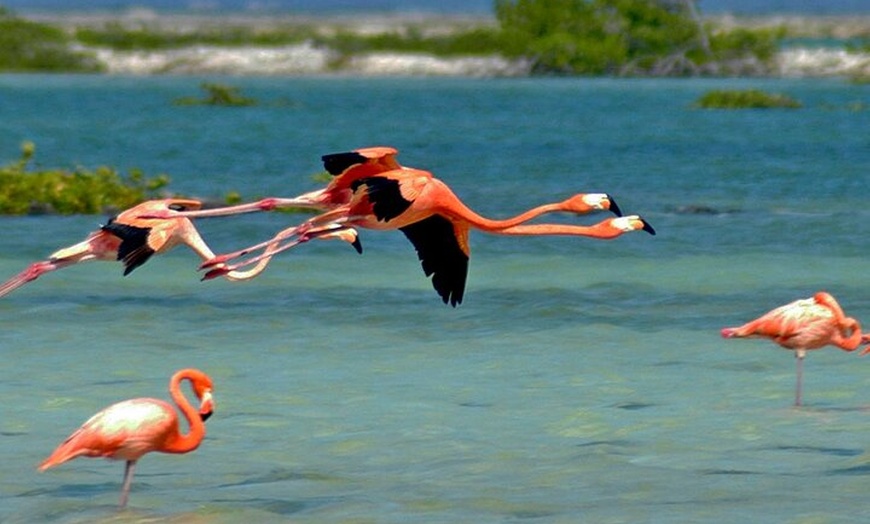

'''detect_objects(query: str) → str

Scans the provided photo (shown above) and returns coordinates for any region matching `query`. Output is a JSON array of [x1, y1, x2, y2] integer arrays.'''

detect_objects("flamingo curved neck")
[[834, 318, 864, 351], [163, 373, 206, 454]]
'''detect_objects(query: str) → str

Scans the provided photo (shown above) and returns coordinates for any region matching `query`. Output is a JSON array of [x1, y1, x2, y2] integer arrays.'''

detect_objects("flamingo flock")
[[1, 146, 868, 509]]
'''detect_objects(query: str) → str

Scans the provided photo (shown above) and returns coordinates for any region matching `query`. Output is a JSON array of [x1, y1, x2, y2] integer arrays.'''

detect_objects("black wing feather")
[[351, 176, 412, 223], [400, 216, 468, 307], [101, 221, 155, 276], [321, 151, 367, 176]]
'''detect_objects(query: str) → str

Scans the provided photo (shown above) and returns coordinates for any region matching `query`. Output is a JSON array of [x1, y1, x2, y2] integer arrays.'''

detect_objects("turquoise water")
[[0, 75, 869, 523]]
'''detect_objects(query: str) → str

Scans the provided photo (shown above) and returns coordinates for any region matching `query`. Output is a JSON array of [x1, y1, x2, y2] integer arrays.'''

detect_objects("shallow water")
[[0, 74, 869, 523]]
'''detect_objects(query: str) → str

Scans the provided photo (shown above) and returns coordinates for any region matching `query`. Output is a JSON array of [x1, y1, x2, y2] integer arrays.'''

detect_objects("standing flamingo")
[[721, 291, 866, 406], [0, 198, 360, 298], [38, 368, 215, 509], [194, 166, 654, 306]]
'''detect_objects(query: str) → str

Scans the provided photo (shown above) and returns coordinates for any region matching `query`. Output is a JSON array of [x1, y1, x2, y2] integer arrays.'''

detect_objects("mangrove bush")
[[0, 142, 171, 215], [694, 89, 802, 109], [0, 7, 100, 72]]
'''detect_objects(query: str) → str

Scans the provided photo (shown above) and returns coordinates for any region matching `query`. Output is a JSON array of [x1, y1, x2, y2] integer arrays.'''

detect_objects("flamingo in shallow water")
[[39, 368, 215, 509], [0, 198, 360, 298], [721, 291, 867, 406]]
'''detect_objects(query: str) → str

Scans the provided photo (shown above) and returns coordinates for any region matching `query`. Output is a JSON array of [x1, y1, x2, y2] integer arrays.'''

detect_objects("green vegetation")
[[75, 21, 317, 50], [0, 142, 171, 215], [174, 83, 258, 107], [0, 7, 100, 72], [0, 1, 790, 76], [493, 0, 783, 75], [694, 89, 802, 109]]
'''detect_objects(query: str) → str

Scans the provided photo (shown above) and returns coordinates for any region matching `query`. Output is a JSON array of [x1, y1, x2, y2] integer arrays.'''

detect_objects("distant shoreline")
[[21, 10, 870, 37], [15, 11, 870, 78]]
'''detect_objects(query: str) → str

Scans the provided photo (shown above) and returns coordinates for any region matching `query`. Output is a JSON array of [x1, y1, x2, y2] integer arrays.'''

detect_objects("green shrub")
[[694, 89, 802, 109], [75, 22, 316, 50], [494, 0, 784, 75], [0, 7, 100, 72], [174, 83, 258, 107], [0, 142, 171, 215]]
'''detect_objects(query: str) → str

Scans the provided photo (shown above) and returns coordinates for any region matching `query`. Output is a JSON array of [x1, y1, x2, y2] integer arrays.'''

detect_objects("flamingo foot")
[[201, 267, 231, 281], [0, 261, 57, 298], [199, 254, 233, 270]]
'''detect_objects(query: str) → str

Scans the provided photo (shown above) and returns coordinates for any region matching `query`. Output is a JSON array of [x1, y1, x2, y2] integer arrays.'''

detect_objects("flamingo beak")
[[607, 195, 623, 217], [199, 390, 214, 422]]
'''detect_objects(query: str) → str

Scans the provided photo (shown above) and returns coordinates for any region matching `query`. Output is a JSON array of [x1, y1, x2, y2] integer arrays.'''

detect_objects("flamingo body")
[[142, 146, 652, 306], [0, 198, 361, 298], [721, 291, 865, 406], [39, 368, 214, 508], [40, 398, 181, 466]]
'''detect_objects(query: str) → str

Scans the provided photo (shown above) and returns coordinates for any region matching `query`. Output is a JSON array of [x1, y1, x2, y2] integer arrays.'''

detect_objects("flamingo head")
[[199, 390, 215, 422], [562, 193, 622, 216], [185, 369, 215, 422]]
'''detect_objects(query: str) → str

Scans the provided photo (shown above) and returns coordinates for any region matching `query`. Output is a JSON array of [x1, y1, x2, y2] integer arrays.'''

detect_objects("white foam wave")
[[86, 43, 868, 78], [90, 42, 335, 75], [776, 48, 870, 77], [88, 43, 531, 77]]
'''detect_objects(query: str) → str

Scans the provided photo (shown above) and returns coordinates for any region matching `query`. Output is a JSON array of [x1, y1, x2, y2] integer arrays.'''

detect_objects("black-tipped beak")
[[607, 195, 623, 217], [201, 410, 213, 422], [352, 237, 363, 254], [642, 219, 656, 236]]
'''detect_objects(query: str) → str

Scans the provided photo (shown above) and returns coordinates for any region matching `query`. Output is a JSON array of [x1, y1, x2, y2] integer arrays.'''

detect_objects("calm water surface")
[[0, 75, 868, 523]]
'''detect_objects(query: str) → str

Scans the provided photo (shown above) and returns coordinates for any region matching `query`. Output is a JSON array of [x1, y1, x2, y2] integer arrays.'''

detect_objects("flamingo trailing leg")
[[0, 198, 361, 298]]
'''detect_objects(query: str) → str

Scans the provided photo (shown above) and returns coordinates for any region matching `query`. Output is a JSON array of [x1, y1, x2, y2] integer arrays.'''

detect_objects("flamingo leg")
[[794, 350, 806, 407], [201, 224, 359, 280], [137, 196, 322, 220], [0, 261, 66, 298], [119, 460, 137, 509]]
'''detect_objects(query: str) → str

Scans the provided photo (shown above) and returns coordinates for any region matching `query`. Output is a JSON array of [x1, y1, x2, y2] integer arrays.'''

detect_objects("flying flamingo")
[[192, 166, 654, 306], [38, 368, 215, 509], [141, 146, 623, 219], [138, 146, 643, 305], [0, 198, 360, 298], [721, 291, 866, 406], [141, 146, 644, 305]]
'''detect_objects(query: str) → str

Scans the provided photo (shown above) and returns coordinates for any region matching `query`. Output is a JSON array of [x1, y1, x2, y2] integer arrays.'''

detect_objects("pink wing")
[[40, 398, 177, 469], [728, 297, 837, 350]]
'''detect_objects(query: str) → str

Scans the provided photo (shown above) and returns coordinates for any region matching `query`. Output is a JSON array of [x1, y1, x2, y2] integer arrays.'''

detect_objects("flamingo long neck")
[[832, 318, 864, 351], [430, 181, 565, 232], [480, 221, 627, 239], [162, 373, 206, 454]]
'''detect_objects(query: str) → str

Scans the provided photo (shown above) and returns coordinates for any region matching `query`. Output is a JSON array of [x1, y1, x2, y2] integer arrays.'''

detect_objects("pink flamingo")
[[142, 147, 647, 306], [39, 368, 215, 508], [721, 291, 867, 406], [199, 166, 652, 306], [0, 198, 360, 298]]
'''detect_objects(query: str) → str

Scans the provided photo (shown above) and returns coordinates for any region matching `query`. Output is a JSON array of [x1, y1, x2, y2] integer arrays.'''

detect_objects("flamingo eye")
[[168, 204, 187, 211]]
